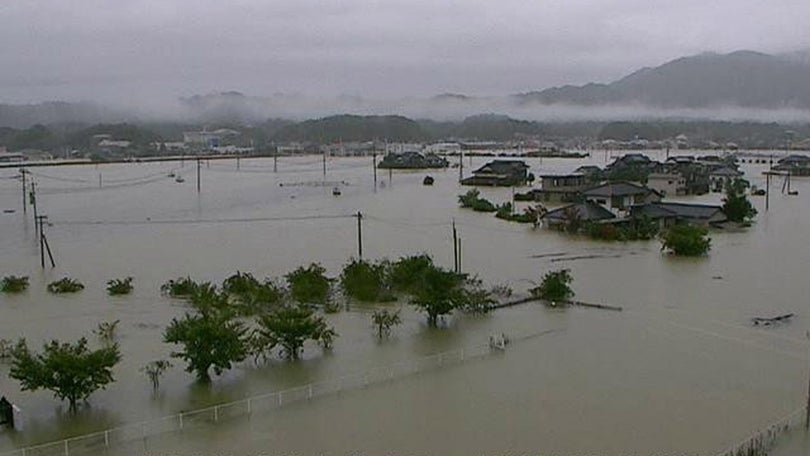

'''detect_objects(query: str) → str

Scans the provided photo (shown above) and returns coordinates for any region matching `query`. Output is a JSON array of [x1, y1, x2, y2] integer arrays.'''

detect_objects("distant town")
[[1, 115, 810, 166]]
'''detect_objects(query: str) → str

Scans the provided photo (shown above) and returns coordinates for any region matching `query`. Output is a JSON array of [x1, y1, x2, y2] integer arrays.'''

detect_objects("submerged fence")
[[0, 340, 503, 456], [716, 407, 805, 456]]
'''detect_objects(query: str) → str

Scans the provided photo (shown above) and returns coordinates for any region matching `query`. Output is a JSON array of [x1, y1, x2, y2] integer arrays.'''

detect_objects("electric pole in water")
[[30, 182, 38, 236], [452, 220, 459, 273], [372, 153, 377, 189], [196, 157, 201, 193], [356, 212, 363, 259], [36, 215, 55, 268], [20, 168, 26, 214]]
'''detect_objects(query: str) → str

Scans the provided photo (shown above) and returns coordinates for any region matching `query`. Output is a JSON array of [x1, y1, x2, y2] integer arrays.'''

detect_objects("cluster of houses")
[[459, 155, 745, 231]]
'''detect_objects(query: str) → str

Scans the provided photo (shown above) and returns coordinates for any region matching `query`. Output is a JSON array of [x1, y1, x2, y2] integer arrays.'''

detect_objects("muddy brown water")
[[0, 152, 809, 455]]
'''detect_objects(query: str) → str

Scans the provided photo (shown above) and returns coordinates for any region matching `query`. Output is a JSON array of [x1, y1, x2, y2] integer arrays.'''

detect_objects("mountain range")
[[2, 50, 810, 128]]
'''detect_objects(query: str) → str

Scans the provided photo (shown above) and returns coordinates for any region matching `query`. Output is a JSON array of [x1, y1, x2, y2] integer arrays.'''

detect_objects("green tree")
[[660, 224, 711, 256], [388, 255, 434, 294], [160, 276, 199, 298], [9, 337, 121, 412], [140, 359, 172, 392], [285, 263, 331, 305], [222, 272, 285, 315], [530, 269, 574, 302], [410, 266, 466, 327], [1, 275, 29, 293], [561, 206, 583, 234], [255, 305, 336, 360], [371, 309, 402, 339], [164, 312, 248, 382], [47, 277, 84, 294], [722, 178, 757, 223], [340, 259, 390, 302], [106, 277, 133, 296]]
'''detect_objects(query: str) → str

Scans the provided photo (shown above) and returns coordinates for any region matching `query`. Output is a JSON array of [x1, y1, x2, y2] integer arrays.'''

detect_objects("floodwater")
[[0, 152, 809, 455]]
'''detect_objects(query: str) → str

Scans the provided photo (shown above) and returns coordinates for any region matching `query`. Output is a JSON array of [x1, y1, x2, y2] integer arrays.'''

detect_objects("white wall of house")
[[647, 174, 685, 197]]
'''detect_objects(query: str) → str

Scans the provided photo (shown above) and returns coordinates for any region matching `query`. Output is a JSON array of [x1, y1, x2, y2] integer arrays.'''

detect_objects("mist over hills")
[[2, 50, 810, 129]]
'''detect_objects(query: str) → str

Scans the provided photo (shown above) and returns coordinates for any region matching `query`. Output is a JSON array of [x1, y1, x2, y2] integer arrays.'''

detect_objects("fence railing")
[[716, 407, 805, 456], [1, 341, 497, 456]]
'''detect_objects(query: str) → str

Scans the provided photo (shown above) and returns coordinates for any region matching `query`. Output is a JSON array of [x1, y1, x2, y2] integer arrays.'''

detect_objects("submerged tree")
[[9, 337, 121, 412], [660, 224, 711, 256], [164, 312, 248, 383], [93, 320, 121, 345], [285, 263, 332, 305], [339, 259, 391, 303], [106, 277, 133, 296], [1, 275, 29, 293], [371, 309, 402, 339], [722, 178, 757, 223], [388, 254, 435, 294], [255, 305, 336, 360], [140, 359, 173, 392], [160, 276, 199, 298], [410, 265, 466, 327], [47, 277, 84, 294], [530, 269, 574, 302]]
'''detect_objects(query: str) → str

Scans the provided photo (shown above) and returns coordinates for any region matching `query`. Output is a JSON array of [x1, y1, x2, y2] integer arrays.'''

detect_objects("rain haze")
[[1, 0, 809, 110]]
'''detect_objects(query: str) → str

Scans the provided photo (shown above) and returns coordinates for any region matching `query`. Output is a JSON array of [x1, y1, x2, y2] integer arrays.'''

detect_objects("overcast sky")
[[1, 0, 808, 104]]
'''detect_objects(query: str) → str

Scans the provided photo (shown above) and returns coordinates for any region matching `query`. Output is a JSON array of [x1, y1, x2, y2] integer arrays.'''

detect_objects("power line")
[[51, 213, 356, 227]]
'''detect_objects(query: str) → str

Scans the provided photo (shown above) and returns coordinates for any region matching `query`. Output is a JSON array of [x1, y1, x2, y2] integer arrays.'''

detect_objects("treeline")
[[4, 115, 810, 153]]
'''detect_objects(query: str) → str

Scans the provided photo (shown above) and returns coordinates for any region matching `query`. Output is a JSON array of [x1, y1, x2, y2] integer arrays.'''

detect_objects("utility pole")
[[30, 182, 38, 236], [458, 150, 464, 182], [373, 153, 377, 189], [236, 155, 240, 171], [322, 150, 327, 178], [274, 153, 278, 173], [196, 157, 201, 193], [98, 173, 102, 188], [20, 168, 26, 214], [356, 212, 363, 259], [36, 215, 55, 268], [457, 236, 462, 274], [766, 172, 770, 211], [452, 220, 459, 273]]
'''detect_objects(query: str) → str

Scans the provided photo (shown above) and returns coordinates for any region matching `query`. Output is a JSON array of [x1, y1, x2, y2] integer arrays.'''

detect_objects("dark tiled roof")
[[709, 166, 743, 177], [473, 160, 529, 175], [543, 202, 616, 223], [777, 154, 810, 165], [583, 181, 657, 198], [633, 202, 724, 220]]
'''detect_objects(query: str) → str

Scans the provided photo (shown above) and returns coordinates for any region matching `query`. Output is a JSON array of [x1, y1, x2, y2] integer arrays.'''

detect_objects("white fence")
[[1, 343, 493, 456], [716, 407, 805, 456]]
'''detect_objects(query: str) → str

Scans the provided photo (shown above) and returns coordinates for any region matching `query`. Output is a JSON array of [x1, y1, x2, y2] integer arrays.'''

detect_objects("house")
[[582, 181, 662, 215], [527, 173, 589, 203], [646, 172, 687, 197], [0, 152, 25, 163], [773, 154, 810, 176], [630, 202, 726, 228], [461, 160, 530, 186], [183, 129, 240, 148], [378, 152, 448, 169], [708, 167, 743, 191], [607, 153, 653, 170], [575, 165, 601, 176], [542, 202, 616, 229]]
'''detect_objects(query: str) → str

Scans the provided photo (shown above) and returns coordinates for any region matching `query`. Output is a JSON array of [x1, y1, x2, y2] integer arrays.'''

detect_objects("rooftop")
[[583, 181, 659, 198]]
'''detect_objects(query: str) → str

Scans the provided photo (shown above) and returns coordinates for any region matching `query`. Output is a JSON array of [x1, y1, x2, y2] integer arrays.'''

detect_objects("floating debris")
[[751, 313, 794, 326]]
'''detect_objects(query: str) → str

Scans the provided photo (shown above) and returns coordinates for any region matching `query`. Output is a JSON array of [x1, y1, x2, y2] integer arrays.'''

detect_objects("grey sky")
[[1, 0, 808, 103]]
